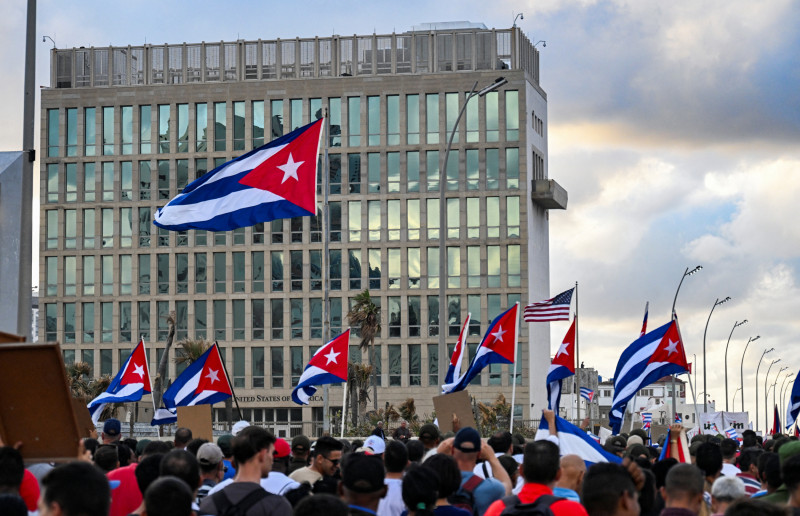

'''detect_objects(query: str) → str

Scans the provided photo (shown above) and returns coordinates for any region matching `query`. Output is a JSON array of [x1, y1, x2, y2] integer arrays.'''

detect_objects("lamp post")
[[740, 336, 761, 412], [772, 367, 788, 428], [724, 320, 747, 411], [438, 77, 507, 399], [732, 387, 742, 409], [764, 359, 781, 432], [671, 265, 702, 417], [703, 297, 731, 412], [782, 372, 796, 420], [756, 350, 776, 433]]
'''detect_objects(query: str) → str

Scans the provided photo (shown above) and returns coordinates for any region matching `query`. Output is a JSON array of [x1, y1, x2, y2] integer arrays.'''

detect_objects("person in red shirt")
[[484, 440, 588, 516]]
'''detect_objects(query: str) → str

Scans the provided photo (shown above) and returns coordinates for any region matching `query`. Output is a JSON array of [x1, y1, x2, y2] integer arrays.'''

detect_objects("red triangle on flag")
[[551, 318, 576, 372], [195, 344, 233, 396], [648, 322, 688, 369], [308, 329, 350, 381], [120, 339, 152, 392], [482, 304, 519, 363], [238, 119, 323, 215]]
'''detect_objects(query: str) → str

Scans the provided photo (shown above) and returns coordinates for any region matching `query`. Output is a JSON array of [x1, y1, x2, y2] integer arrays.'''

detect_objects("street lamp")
[[671, 265, 702, 416], [732, 386, 742, 408], [740, 336, 761, 412], [772, 367, 788, 428], [782, 372, 796, 428], [764, 359, 781, 432], [438, 77, 507, 405], [756, 351, 776, 433], [724, 320, 747, 411], [703, 297, 731, 412]]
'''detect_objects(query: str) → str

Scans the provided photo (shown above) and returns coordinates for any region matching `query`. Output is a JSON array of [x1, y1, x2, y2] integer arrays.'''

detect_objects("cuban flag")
[[536, 413, 622, 467], [154, 119, 324, 231], [151, 342, 232, 425], [786, 372, 800, 429], [609, 320, 689, 434], [442, 304, 519, 394], [675, 413, 683, 423], [546, 318, 576, 412], [443, 314, 471, 390], [88, 339, 152, 424], [641, 412, 652, 430], [580, 387, 594, 402], [640, 302, 649, 338], [658, 427, 690, 463], [725, 427, 740, 441], [772, 405, 782, 436], [292, 330, 350, 405]]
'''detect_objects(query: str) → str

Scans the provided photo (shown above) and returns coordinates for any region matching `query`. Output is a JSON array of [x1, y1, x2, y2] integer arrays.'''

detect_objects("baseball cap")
[[362, 435, 386, 455], [232, 420, 250, 435], [627, 435, 644, 447], [292, 435, 311, 452], [779, 441, 800, 465], [273, 438, 291, 459], [342, 453, 385, 493], [217, 434, 233, 456], [103, 418, 121, 437], [197, 443, 224, 466], [419, 423, 439, 441], [453, 427, 481, 453]]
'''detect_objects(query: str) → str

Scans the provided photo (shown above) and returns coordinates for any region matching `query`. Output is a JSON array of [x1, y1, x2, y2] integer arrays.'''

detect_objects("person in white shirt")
[[720, 439, 742, 477], [378, 441, 408, 516]]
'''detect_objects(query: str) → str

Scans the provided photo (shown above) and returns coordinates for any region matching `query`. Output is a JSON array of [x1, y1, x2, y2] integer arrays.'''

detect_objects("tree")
[[347, 290, 381, 410], [65, 361, 122, 421], [152, 311, 177, 411], [347, 361, 373, 426]]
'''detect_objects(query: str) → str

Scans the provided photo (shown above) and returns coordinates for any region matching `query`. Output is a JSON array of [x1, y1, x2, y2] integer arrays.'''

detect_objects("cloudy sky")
[[2, 0, 799, 426]]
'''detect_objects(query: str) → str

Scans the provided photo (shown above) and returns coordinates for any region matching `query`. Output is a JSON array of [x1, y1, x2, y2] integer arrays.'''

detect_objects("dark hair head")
[[695, 442, 723, 478], [0, 447, 24, 490], [185, 438, 209, 457], [144, 476, 193, 516], [783, 454, 800, 492], [143, 440, 173, 457], [41, 462, 110, 516], [122, 438, 138, 456], [582, 462, 637, 516], [522, 440, 560, 484], [294, 493, 348, 516], [498, 455, 520, 480], [422, 453, 462, 498], [174, 427, 193, 447], [739, 448, 763, 471], [313, 435, 344, 457], [0, 494, 27, 516], [117, 443, 132, 467], [384, 440, 408, 473], [406, 440, 425, 463], [159, 449, 200, 492], [401, 464, 438, 516], [232, 426, 276, 464], [757, 452, 781, 490], [651, 458, 678, 488], [82, 438, 99, 458], [724, 497, 793, 516], [135, 453, 164, 494], [630, 428, 649, 442], [487, 431, 513, 454], [664, 463, 704, 498], [720, 438, 739, 459], [93, 444, 119, 472]]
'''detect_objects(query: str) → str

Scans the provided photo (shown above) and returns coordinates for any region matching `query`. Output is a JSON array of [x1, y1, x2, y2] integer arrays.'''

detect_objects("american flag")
[[524, 288, 574, 322], [725, 427, 740, 441], [580, 387, 594, 402], [641, 412, 652, 429]]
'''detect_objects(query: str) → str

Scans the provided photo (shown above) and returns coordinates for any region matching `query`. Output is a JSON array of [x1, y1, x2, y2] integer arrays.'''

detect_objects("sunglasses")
[[322, 455, 340, 466]]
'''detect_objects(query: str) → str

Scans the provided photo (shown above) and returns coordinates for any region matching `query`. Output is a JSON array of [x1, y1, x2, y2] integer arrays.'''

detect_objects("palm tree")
[[65, 362, 122, 421], [348, 361, 373, 426], [152, 310, 177, 411], [347, 290, 381, 410]]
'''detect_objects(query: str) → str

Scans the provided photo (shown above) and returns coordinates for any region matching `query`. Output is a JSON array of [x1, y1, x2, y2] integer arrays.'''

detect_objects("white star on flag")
[[205, 368, 220, 384], [132, 363, 145, 379], [556, 342, 570, 358], [491, 325, 506, 343], [664, 339, 679, 356], [324, 349, 340, 365], [277, 153, 304, 184]]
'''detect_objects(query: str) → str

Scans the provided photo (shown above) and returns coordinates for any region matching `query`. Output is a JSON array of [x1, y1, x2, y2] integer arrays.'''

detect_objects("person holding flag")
[[292, 330, 349, 405], [546, 318, 576, 413], [442, 314, 471, 391], [88, 338, 152, 424]]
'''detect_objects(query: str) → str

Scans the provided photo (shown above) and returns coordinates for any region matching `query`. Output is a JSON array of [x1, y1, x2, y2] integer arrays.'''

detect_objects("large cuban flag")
[[786, 371, 800, 429], [88, 339, 152, 424], [546, 318, 576, 412], [292, 329, 350, 405], [609, 320, 689, 434], [442, 303, 519, 394], [536, 414, 622, 466], [154, 118, 324, 231], [151, 343, 232, 425], [442, 313, 471, 391]]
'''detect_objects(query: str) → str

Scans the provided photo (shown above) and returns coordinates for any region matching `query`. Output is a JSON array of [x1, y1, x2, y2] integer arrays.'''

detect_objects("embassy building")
[[40, 22, 566, 435]]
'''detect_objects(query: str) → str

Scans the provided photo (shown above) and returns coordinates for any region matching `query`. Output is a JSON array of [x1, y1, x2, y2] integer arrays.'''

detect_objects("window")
[[486, 91, 499, 142], [252, 347, 265, 388], [83, 162, 96, 202], [195, 300, 207, 339], [47, 109, 59, 157], [426, 198, 439, 240], [233, 300, 245, 340], [291, 217, 303, 244], [426, 150, 439, 192], [348, 97, 360, 146], [232, 252, 245, 293], [508, 245, 521, 287], [45, 210, 57, 249], [270, 99, 283, 139], [100, 349, 112, 376], [233, 101, 245, 150], [487, 246, 501, 287], [310, 298, 322, 338], [64, 210, 76, 249], [158, 104, 170, 153], [506, 90, 519, 140], [138, 254, 150, 295], [271, 299, 284, 339], [291, 299, 303, 339], [214, 102, 226, 151], [45, 257, 57, 296], [65, 108, 77, 156], [427, 295, 439, 337], [388, 297, 401, 337], [101, 302, 113, 342], [120, 207, 132, 248], [271, 251, 284, 291], [426, 94, 439, 144], [310, 250, 322, 291], [447, 247, 460, 288], [214, 300, 226, 340], [121, 106, 133, 155], [466, 149, 479, 190], [369, 249, 381, 289], [85, 107, 96, 156], [507, 196, 520, 237], [445, 93, 459, 143], [252, 299, 265, 340], [289, 99, 302, 131], [468, 295, 482, 336], [157, 254, 169, 294], [447, 198, 459, 238], [427, 343, 438, 385], [195, 103, 208, 151], [466, 94, 479, 142], [83, 302, 95, 342], [252, 100, 265, 148], [119, 302, 132, 341], [487, 197, 500, 238], [83, 255, 95, 295], [175, 253, 188, 294], [388, 249, 401, 289], [467, 246, 481, 288], [349, 249, 361, 290], [138, 207, 150, 247], [101, 255, 113, 295], [271, 219, 283, 244], [407, 94, 419, 144], [271, 347, 284, 387], [157, 160, 170, 200], [290, 250, 303, 291], [102, 162, 114, 201], [409, 345, 421, 385], [232, 347, 245, 388], [367, 96, 380, 146], [119, 255, 132, 295], [427, 247, 439, 289], [389, 345, 402, 386], [291, 347, 303, 385], [348, 200, 361, 241], [506, 147, 520, 189], [214, 252, 226, 293], [486, 148, 499, 189], [252, 251, 265, 292], [331, 297, 343, 336], [330, 201, 341, 242], [386, 152, 400, 193], [139, 105, 152, 153], [368, 200, 381, 240], [45, 304, 57, 342], [329, 97, 342, 147], [329, 249, 342, 290], [137, 161, 151, 201]]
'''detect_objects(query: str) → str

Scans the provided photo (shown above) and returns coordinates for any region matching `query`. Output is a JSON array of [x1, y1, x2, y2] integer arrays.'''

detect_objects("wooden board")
[[71, 397, 97, 439], [0, 343, 81, 461], [0, 331, 26, 343], [177, 405, 213, 442], [432, 390, 477, 434]]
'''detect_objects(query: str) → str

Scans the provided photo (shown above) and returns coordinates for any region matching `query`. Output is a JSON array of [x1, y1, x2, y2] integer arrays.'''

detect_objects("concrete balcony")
[[531, 179, 568, 210]]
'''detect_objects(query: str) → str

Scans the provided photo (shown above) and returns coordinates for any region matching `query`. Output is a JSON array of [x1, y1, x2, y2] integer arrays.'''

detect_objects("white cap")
[[363, 435, 386, 455], [232, 420, 250, 435]]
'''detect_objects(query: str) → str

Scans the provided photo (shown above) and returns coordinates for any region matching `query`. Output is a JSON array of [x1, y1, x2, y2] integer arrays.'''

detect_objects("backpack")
[[498, 494, 563, 516], [447, 474, 483, 515], [206, 486, 271, 516]]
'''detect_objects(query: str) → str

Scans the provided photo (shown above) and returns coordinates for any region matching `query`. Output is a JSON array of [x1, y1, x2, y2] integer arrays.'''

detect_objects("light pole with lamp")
[[732, 387, 742, 409], [437, 77, 507, 406], [724, 320, 747, 411], [703, 297, 731, 412], [781, 372, 796, 422], [740, 336, 761, 412], [670, 265, 702, 418], [771, 367, 788, 430], [756, 351, 776, 434], [764, 359, 781, 432]]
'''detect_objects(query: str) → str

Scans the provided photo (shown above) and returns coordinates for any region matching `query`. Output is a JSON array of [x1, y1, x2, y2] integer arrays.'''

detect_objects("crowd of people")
[[3, 410, 800, 516]]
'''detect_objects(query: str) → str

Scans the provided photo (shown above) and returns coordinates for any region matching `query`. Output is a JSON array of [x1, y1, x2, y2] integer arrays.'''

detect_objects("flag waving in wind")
[[536, 414, 621, 467], [609, 320, 689, 434], [442, 304, 519, 394], [524, 288, 574, 322], [151, 342, 233, 425], [640, 302, 649, 338], [292, 330, 350, 405], [580, 387, 594, 402], [443, 314, 471, 391], [546, 318, 576, 412], [154, 119, 324, 231], [88, 339, 152, 424], [786, 372, 800, 430]]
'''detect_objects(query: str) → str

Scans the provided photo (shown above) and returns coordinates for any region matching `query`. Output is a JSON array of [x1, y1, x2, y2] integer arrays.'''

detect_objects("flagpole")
[[673, 316, 700, 431], [509, 302, 520, 433], [322, 111, 331, 434], [143, 336, 161, 438], [340, 381, 348, 439], [216, 341, 243, 420], [575, 282, 580, 424]]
